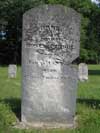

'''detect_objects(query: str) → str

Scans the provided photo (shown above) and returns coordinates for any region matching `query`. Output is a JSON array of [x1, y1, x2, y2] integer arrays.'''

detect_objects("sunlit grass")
[[0, 65, 100, 133]]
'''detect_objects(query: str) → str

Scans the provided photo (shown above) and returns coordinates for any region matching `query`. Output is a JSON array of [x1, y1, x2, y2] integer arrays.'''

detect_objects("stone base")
[[14, 117, 77, 129]]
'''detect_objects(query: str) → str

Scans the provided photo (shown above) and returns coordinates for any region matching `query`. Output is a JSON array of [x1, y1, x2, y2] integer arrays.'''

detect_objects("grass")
[[0, 65, 100, 133]]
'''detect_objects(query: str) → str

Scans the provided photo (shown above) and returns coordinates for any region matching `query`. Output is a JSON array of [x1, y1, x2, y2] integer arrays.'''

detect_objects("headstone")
[[8, 64, 17, 78], [78, 63, 88, 81], [22, 5, 81, 128]]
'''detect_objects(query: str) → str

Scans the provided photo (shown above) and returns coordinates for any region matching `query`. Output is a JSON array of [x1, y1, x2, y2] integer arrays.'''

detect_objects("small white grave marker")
[[8, 64, 17, 78], [78, 63, 88, 81]]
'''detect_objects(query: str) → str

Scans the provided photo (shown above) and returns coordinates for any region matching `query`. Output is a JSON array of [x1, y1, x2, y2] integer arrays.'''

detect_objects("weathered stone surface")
[[22, 5, 80, 128], [78, 63, 88, 81], [8, 64, 17, 78]]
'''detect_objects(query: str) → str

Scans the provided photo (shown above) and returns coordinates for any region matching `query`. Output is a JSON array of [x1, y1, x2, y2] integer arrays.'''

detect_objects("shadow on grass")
[[0, 98, 21, 121], [77, 98, 100, 109], [0, 97, 100, 121], [89, 70, 100, 75]]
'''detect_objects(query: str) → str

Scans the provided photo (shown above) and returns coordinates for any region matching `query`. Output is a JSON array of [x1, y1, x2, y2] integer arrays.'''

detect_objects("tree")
[[0, 0, 44, 64], [0, 0, 100, 64]]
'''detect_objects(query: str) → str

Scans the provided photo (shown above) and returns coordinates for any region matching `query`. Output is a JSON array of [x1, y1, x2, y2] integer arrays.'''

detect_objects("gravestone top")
[[23, 5, 80, 64], [22, 5, 81, 128], [8, 64, 17, 78], [78, 63, 88, 81]]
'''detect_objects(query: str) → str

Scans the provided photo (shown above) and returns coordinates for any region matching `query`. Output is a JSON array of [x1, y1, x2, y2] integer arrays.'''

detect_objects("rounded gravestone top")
[[23, 5, 81, 64]]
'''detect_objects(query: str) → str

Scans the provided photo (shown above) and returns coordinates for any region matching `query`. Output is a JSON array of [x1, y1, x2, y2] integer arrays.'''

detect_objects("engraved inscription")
[[24, 24, 76, 63]]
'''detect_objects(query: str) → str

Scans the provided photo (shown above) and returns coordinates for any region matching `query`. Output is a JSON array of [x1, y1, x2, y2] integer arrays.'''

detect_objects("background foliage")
[[0, 0, 100, 64]]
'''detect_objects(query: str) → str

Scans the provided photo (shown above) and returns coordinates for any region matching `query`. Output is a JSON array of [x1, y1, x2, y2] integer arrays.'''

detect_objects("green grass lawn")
[[0, 65, 100, 133]]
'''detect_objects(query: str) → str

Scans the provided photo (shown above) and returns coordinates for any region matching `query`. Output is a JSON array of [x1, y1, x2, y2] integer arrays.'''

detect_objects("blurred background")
[[0, 0, 100, 65]]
